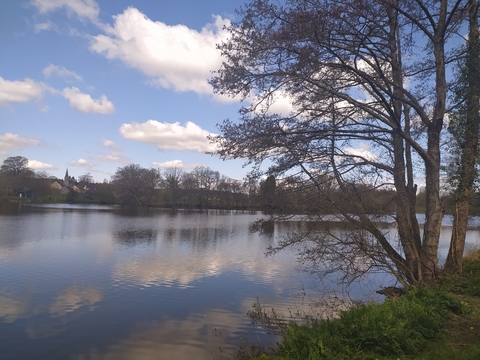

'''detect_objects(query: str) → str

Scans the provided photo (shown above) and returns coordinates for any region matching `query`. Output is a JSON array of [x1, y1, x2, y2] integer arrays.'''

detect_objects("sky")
[[0, 0, 262, 182]]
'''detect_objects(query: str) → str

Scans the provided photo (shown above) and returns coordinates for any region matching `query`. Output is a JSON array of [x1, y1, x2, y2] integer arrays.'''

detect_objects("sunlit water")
[[0, 203, 479, 360]]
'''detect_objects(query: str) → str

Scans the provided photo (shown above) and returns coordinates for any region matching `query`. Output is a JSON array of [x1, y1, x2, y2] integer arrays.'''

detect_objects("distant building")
[[64, 168, 70, 187], [49, 169, 95, 194], [18, 188, 33, 198]]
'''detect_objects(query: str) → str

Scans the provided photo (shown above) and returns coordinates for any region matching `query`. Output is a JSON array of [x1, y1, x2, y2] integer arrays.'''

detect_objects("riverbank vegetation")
[[241, 249, 480, 360], [5, 156, 480, 216]]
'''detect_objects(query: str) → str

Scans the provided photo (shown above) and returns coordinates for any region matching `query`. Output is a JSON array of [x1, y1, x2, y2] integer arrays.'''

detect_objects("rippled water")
[[0, 203, 479, 360]]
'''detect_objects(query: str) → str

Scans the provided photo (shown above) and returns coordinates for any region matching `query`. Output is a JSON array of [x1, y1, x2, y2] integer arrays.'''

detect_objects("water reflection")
[[0, 295, 29, 323], [0, 204, 479, 360], [114, 229, 157, 247], [73, 310, 246, 360], [49, 286, 103, 317]]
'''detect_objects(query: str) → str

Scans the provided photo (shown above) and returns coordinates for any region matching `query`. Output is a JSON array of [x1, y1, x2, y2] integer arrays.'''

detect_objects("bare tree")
[[111, 164, 161, 205], [210, 0, 472, 286], [0, 156, 34, 194], [78, 172, 94, 184], [163, 167, 184, 208], [1, 156, 30, 176]]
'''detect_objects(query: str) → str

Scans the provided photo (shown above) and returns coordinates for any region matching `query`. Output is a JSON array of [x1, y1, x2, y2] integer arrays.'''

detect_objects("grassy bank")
[[244, 250, 480, 360]]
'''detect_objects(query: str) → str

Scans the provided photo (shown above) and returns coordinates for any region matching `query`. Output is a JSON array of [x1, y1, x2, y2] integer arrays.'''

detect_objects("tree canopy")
[[210, 0, 478, 286], [1, 156, 30, 176], [110, 164, 161, 206]]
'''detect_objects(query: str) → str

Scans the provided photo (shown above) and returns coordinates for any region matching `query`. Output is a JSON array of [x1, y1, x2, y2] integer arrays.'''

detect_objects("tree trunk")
[[421, 2, 448, 283], [445, 0, 480, 274]]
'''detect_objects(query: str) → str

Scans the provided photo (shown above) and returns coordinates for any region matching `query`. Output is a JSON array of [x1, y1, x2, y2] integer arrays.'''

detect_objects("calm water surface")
[[0, 203, 479, 360]]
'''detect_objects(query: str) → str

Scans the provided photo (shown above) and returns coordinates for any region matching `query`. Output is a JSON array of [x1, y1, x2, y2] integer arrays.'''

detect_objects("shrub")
[[277, 288, 463, 359]]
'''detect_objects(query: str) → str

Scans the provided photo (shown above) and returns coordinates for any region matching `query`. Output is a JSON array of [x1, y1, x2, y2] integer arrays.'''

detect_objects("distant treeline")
[[2, 156, 480, 215]]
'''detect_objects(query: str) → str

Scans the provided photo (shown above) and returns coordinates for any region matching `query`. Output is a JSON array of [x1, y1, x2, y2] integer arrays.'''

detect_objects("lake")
[[1, 203, 479, 360]]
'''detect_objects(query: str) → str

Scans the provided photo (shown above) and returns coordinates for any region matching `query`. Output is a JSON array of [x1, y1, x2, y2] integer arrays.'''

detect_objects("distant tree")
[[0, 156, 34, 194], [260, 175, 276, 209], [190, 166, 220, 208], [26, 170, 53, 196], [34, 171, 50, 179], [218, 176, 246, 208], [163, 167, 183, 208], [110, 164, 161, 205], [192, 166, 220, 190], [1, 156, 30, 176], [78, 172, 94, 183], [180, 172, 197, 207]]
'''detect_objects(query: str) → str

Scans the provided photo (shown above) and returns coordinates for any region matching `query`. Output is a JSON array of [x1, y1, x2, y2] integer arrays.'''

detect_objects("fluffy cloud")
[[250, 90, 295, 115], [62, 87, 114, 114], [0, 133, 41, 150], [90, 8, 230, 94], [28, 160, 56, 170], [102, 139, 117, 148], [0, 77, 47, 106], [69, 158, 93, 167], [31, 0, 100, 22], [43, 64, 82, 82], [152, 160, 184, 168], [119, 120, 215, 152]]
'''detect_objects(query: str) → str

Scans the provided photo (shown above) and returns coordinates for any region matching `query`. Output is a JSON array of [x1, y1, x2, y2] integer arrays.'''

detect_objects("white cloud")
[[89, 8, 230, 95], [119, 120, 215, 152], [94, 152, 128, 163], [343, 143, 378, 162], [62, 87, 114, 114], [28, 160, 56, 170], [0, 133, 41, 150], [0, 77, 47, 106], [34, 20, 54, 33], [153, 160, 184, 168], [252, 90, 294, 115], [102, 139, 117, 148], [70, 158, 92, 167], [31, 0, 100, 23], [43, 64, 82, 82], [96, 140, 128, 163]]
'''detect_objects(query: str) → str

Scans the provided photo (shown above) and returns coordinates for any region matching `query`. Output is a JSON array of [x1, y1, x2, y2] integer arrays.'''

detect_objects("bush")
[[277, 288, 463, 360]]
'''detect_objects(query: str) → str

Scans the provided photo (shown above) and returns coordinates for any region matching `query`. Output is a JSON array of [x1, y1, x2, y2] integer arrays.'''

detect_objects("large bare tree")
[[210, 0, 474, 286], [111, 164, 161, 206]]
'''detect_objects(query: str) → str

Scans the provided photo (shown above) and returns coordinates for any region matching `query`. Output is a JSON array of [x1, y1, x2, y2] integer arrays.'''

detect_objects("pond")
[[0, 203, 479, 360]]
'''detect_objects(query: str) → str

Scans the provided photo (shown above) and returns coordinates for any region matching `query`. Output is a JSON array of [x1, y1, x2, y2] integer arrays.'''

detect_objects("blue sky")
[[0, 0, 259, 182]]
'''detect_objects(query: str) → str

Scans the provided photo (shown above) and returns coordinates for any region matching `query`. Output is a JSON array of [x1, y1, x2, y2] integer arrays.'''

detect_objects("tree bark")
[[445, 0, 480, 274]]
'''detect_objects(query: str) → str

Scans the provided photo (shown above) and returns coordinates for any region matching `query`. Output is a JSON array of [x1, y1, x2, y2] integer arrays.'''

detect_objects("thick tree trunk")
[[422, 126, 443, 283], [421, 1, 448, 284], [387, 3, 423, 285], [445, 0, 480, 274]]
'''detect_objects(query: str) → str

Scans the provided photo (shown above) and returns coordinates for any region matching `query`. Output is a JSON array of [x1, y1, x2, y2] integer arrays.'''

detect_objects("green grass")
[[246, 249, 480, 360]]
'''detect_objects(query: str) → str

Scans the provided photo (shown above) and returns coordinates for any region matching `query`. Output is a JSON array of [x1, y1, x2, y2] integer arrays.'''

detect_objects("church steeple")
[[64, 168, 70, 187]]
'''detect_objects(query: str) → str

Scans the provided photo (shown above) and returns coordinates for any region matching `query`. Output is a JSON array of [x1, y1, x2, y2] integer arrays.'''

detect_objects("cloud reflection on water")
[[111, 231, 291, 290], [49, 286, 103, 316], [0, 295, 29, 323], [73, 309, 247, 360]]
